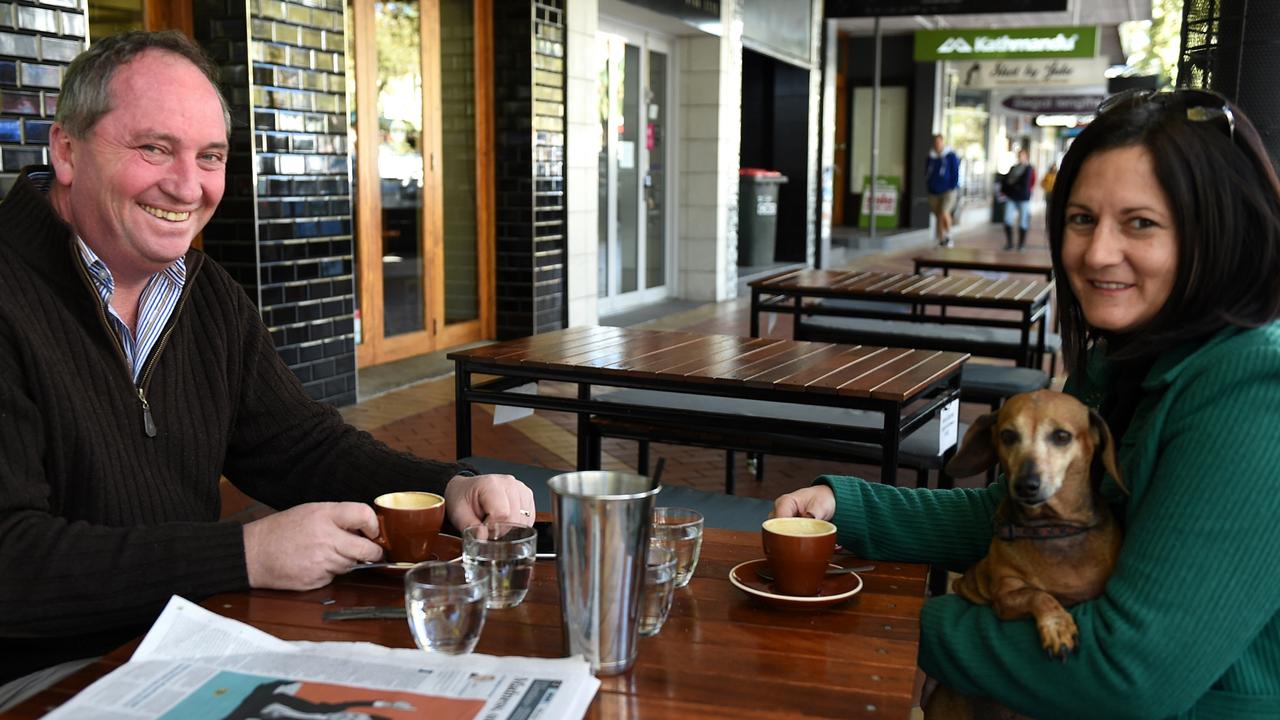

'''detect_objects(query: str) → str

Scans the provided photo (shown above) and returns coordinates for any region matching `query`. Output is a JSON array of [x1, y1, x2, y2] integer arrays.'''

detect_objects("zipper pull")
[[137, 387, 157, 438]]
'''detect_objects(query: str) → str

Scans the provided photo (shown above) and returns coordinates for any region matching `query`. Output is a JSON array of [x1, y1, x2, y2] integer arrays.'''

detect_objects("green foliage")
[[376, 2, 422, 95], [1125, 0, 1185, 87]]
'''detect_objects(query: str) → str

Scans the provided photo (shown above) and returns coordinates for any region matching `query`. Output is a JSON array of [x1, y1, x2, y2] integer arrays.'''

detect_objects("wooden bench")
[[797, 311, 1056, 407], [583, 388, 964, 494], [751, 271, 1057, 407]]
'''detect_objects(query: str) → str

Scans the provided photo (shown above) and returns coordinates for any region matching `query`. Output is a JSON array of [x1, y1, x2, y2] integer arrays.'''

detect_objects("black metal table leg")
[[576, 383, 591, 470], [455, 365, 472, 459], [880, 406, 901, 487]]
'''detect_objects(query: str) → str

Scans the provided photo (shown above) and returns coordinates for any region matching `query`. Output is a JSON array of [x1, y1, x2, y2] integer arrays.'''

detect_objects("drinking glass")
[[462, 521, 537, 609], [651, 507, 703, 588], [404, 561, 488, 654], [638, 542, 676, 637]]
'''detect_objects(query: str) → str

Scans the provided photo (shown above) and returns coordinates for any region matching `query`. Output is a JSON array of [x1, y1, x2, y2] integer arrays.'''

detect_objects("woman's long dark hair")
[[1048, 92, 1280, 372]]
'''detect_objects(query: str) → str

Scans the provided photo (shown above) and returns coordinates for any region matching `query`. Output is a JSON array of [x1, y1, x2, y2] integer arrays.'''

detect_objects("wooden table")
[[449, 326, 966, 483], [912, 246, 1054, 280], [12, 529, 929, 719], [749, 269, 1052, 368]]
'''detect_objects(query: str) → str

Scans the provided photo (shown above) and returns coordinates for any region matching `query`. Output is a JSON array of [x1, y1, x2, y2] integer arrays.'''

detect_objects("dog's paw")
[[1037, 611, 1078, 660]]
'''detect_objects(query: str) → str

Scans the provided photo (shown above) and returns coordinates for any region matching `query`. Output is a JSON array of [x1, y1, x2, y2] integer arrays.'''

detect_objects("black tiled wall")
[[195, 0, 356, 406], [0, 0, 85, 196], [493, 0, 565, 339]]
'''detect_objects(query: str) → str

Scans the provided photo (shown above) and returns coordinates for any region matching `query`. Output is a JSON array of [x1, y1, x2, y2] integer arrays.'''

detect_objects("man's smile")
[[139, 203, 190, 222]]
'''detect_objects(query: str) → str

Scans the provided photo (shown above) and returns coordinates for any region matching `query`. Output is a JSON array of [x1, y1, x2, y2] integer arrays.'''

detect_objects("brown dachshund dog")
[[924, 389, 1126, 720]]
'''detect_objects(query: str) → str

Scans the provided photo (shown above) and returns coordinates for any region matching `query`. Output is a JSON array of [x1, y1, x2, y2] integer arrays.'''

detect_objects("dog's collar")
[[995, 521, 1097, 541]]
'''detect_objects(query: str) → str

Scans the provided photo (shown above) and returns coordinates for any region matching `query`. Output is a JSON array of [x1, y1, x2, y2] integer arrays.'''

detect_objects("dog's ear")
[[944, 412, 998, 478], [1088, 408, 1128, 495]]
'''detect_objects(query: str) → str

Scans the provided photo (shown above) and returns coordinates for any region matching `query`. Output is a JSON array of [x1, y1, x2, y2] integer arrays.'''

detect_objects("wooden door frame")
[[145, 0, 191, 34], [352, 0, 494, 367]]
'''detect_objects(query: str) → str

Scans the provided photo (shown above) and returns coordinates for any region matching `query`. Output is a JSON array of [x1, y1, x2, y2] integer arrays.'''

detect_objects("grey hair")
[[56, 30, 230, 138]]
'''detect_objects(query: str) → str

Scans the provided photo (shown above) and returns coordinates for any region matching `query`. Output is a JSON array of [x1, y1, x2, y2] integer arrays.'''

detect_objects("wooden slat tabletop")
[[449, 326, 967, 403], [10, 528, 929, 720], [749, 269, 1051, 307]]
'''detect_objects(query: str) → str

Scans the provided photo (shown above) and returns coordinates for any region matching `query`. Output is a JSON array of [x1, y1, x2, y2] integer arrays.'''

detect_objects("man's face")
[[933, 136, 944, 153], [49, 49, 228, 283]]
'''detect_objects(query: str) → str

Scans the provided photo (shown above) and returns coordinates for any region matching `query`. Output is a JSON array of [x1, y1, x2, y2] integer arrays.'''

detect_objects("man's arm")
[[211, 266, 524, 517], [0, 351, 250, 639]]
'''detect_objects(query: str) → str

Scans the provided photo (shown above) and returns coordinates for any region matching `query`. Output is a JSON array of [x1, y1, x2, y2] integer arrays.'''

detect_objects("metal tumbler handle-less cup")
[[548, 471, 661, 676]]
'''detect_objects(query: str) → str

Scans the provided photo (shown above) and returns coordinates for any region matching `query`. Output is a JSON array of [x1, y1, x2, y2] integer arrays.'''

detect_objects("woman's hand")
[[771, 485, 836, 521]]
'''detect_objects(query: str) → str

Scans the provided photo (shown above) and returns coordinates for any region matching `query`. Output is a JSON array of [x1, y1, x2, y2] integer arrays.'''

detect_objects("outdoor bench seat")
[[960, 363, 1052, 408], [796, 314, 1059, 396], [460, 455, 772, 532], [586, 388, 965, 493], [797, 314, 1061, 358]]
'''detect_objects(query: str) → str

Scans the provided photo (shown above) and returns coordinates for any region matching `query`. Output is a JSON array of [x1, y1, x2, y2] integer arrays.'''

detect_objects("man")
[[0, 31, 534, 705], [925, 133, 961, 247]]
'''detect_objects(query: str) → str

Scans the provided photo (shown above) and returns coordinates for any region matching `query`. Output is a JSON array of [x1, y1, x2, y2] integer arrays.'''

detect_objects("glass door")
[[597, 24, 672, 315], [348, 0, 492, 366]]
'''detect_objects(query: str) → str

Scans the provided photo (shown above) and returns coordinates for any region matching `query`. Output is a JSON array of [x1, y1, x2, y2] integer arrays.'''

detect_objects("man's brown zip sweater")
[[0, 167, 468, 682]]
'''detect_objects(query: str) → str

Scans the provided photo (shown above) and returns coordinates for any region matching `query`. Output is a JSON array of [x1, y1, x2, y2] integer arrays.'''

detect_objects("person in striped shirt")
[[0, 31, 533, 706]]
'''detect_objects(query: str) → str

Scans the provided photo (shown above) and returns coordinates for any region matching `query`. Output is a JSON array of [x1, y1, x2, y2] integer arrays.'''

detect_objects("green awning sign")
[[914, 26, 1097, 61]]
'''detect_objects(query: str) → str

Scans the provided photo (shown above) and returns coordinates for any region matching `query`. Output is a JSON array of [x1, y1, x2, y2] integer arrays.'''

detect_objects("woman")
[[774, 90, 1280, 717]]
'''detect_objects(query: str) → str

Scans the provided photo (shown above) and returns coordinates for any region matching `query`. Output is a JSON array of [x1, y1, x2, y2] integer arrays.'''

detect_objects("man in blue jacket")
[[926, 134, 961, 247]]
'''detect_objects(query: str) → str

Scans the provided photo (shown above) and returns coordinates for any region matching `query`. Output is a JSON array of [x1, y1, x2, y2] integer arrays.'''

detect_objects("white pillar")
[[678, 0, 742, 301], [564, 0, 600, 326]]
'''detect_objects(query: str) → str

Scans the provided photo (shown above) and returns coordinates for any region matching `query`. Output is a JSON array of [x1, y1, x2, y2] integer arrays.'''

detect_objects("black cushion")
[[592, 388, 964, 467], [802, 314, 1061, 352], [960, 363, 1050, 400]]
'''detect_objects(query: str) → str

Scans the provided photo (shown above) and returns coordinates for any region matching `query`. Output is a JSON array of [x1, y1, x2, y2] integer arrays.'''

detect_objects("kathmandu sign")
[[915, 26, 1098, 61]]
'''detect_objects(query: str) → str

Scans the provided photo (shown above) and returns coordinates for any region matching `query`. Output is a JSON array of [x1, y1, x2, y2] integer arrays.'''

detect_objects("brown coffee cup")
[[372, 491, 445, 563], [761, 517, 837, 596]]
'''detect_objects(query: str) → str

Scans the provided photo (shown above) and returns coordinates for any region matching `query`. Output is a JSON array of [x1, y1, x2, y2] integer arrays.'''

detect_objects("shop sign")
[[1001, 94, 1105, 114], [957, 57, 1110, 89], [828, 0, 1066, 16], [915, 26, 1097, 61], [858, 175, 900, 230]]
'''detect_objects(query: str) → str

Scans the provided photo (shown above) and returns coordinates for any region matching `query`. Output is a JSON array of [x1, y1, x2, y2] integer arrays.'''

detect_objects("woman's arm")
[[820, 475, 1003, 565]]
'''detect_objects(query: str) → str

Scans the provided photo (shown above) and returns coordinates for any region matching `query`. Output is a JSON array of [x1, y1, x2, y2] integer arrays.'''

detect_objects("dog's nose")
[[1015, 460, 1041, 499], [1015, 474, 1041, 498]]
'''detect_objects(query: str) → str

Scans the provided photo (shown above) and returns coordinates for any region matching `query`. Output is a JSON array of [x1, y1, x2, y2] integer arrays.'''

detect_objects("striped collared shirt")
[[76, 239, 186, 383]]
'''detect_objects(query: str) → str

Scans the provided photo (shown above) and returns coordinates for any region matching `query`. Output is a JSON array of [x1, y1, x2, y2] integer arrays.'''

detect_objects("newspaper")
[[44, 596, 599, 720]]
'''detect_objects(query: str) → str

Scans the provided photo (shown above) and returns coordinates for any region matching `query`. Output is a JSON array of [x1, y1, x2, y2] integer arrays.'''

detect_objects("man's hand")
[[445, 473, 535, 530], [771, 486, 837, 521], [243, 502, 382, 590]]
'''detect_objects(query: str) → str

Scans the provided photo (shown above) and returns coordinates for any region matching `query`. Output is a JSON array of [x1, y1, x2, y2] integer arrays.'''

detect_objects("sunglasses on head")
[[1096, 88, 1235, 142]]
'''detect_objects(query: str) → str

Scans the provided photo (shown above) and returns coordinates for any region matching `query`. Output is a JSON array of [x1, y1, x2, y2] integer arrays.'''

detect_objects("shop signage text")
[[859, 176, 900, 230], [958, 57, 1109, 89], [915, 26, 1097, 61], [1001, 94, 1106, 114]]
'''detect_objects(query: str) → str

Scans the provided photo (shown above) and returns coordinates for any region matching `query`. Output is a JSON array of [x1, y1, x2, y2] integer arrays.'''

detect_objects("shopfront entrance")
[[346, 0, 493, 367], [595, 21, 673, 316]]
